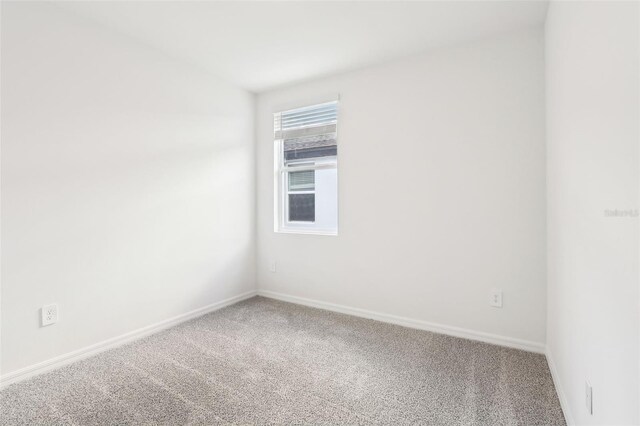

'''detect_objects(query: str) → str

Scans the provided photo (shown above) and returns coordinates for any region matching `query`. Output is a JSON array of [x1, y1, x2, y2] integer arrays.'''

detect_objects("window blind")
[[274, 101, 337, 141], [288, 170, 315, 191]]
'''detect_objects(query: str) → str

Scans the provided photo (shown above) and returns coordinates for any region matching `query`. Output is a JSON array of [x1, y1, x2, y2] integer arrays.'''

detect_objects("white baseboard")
[[2, 289, 548, 389], [257, 289, 545, 354], [546, 349, 574, 425], [0, 290, 257, 389]]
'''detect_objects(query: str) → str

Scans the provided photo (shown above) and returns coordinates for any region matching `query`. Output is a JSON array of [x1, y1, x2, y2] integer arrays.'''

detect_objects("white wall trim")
[[258, 290, 545, 354], [0, 290, 257, 389], [546, 349, 574, 425]]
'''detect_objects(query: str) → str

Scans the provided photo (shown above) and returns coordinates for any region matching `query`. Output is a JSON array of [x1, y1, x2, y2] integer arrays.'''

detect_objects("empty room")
[[0, 1, 638, 425]]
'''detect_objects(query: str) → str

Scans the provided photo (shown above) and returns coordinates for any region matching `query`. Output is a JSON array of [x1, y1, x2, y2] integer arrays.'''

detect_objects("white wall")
[[546, 2, 640, 424], [256, 29, 547, 348], [1, 3, 255, 375]]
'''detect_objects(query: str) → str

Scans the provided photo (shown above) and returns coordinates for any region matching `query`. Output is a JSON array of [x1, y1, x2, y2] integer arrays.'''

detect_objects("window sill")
[[276, 228, 338, 236]]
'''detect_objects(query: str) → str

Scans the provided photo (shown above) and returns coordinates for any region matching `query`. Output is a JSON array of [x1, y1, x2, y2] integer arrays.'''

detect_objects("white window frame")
[[273, 101, 338, 236]]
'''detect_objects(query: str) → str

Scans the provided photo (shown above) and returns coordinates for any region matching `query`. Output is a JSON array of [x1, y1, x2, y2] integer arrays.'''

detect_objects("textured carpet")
[[0, 296, 565, 425]]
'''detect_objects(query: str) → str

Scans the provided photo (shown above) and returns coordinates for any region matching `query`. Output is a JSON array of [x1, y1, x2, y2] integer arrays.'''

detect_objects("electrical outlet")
[[269, 261, 277, 273], [41, 303, 58, 326], [489, 288, 503, 308], [585, 381, 593, 415]]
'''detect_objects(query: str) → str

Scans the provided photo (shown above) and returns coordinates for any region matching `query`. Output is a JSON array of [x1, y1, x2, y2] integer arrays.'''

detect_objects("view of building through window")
[[274, 101, 338, 234]]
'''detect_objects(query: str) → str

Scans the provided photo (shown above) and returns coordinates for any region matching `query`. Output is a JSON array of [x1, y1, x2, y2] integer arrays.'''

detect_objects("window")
[[274, 101, 338, 235], [288, 170, 315, 222]]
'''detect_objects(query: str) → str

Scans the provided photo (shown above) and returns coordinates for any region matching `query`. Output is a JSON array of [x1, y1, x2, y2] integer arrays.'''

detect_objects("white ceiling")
[[60, 1, 548, 93]]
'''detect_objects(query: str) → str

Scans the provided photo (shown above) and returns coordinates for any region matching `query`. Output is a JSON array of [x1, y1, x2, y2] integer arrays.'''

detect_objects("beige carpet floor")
[[0, 296, 565, 425]]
